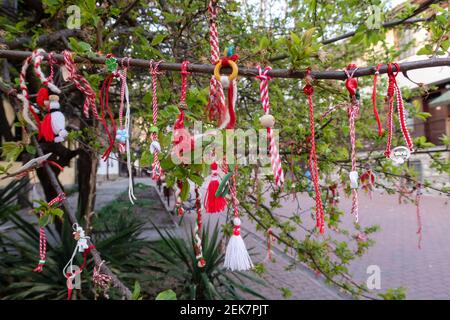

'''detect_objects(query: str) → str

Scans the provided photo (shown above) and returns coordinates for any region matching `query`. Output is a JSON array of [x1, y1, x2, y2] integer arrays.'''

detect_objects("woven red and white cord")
[[416, 183, 423, 249], [266, 228, 276, 261], [117, 58, 131, 154], [99, 54, 119, 161], [62, 50, 99, 119], [371, 64, 384, 137], [344, 66, 360, 222], [384, 63, 414, 157], [18, 49, 59, 130], [303, 69, 325, 234], [93, 260, 112, 294], [150, 60, 164, 181], [34, 192, 66, 273], [194, 187, 206, 267], [256, 66, 284, 187], [207, 0, 227, 125], [18, 53, 39, 129], [119, 57, 136, 204], [33, 49, 60, 94]]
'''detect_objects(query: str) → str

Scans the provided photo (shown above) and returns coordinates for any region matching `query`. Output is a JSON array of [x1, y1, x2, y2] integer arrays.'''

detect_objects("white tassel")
[[224, 217, 253, 271], [123, 75, 136, 204]]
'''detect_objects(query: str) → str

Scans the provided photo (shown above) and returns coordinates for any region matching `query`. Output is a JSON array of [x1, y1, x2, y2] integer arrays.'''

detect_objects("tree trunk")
[[77, 147, 98, 220]]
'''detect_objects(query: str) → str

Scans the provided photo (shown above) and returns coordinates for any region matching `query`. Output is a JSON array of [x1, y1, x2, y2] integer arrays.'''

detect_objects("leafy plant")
[[0, 203, 154, 299], [150, 221, 267, 300]]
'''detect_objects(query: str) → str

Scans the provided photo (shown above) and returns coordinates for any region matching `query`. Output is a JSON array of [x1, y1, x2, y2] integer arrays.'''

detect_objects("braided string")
[[62, 50, 98, 119], [303, 69, 325, 234], [32, 49, 61, 94], [149, 60, 164, 181], [33, 192, 66, 273], [256, 66, 284, 187], [207, 0, 227, 125], [194, 187, 206, 267], [416, 183, 423, 249], [372, 64, 384, 137], [384, 63, 414, 157], [344, 66, 360, 222]]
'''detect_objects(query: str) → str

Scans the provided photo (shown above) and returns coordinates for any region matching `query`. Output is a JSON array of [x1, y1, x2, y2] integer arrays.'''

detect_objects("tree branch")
[[1, 49, 449, 80]]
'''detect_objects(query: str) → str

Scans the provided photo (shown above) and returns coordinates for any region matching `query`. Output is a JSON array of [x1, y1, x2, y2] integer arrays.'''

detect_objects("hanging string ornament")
[[99, 54, 120, 161], [194, 187, 206, 268], [265, 228, 276, 262], [303, 69, 325, 234], [382, 63, 414, 158], [204, 161, 227, 213], [33, 192, 66, 272], [61, 50, 99, 119], [214, 47, 239, 129], [360, 163, 375, 200], [63, 223, 95, 300], [371, 64, 384, 137], [223, 161, 254, 271], [33, 50, 68, 143], [149, 60, 164, 181], [343, 64, 360, 222], [328, 183, 340, 207], [17, 49, 61, 133], [93, 260, 112, 299], [172, 61, 192, 216], [206, 0, 228, 128], [415, 183, 423, 249], [256, 66, 284, 188], [116, 57, 136, 204]]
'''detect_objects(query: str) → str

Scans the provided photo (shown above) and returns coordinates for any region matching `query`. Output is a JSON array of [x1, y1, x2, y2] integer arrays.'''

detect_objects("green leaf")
[[1, 142, 23, 162], [151, 34, 166, 46], [259, 36, 270, 50], [50, 208, 64, 217], [180, 179, 190, 201], [155, 289, 177, 300], [189, 173, 204, 186], [25, 145, 36, 155], [131, 281, 142, 300]]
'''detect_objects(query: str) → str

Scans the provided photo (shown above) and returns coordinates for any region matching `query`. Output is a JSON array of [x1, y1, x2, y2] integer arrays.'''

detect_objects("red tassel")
[[36, 88, 49, 108], [204, 162, 227, 213], [39, 114, 54, 142]]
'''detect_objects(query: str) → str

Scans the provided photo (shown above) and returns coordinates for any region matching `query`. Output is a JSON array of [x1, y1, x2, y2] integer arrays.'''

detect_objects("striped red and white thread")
[[34, 192, 65, 272], [207, 0, 226, 125], [62, 50, 99, 119], [150, 60, 164, 181], [256, 66, 284, 187], [33, 49, 60, 94], [348, 101, 360, 222]]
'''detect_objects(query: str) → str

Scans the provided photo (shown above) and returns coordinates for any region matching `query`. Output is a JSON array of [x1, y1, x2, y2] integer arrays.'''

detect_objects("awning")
[[429, 90, 450, 107]]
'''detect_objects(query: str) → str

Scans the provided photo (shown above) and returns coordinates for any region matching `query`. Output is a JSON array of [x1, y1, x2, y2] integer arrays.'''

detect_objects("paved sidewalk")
[[78, 177, 450, 299]]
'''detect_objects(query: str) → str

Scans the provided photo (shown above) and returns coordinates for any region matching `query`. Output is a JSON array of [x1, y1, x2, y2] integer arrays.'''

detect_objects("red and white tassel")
[[223, 162, 253, 271], [256, 66, 284, 187], [204, 162, 227, 213]]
